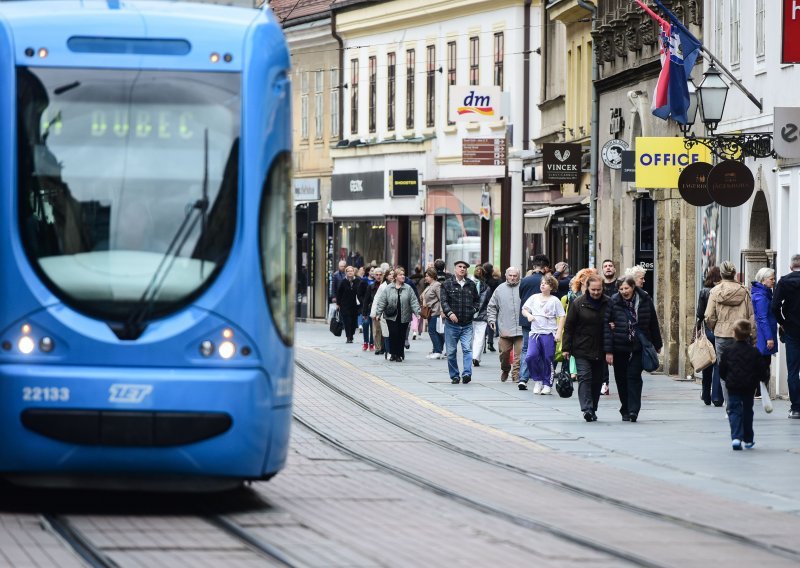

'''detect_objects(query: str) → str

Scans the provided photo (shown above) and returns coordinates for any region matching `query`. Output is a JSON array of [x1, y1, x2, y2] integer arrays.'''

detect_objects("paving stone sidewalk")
[[298, 320, 800, 515]]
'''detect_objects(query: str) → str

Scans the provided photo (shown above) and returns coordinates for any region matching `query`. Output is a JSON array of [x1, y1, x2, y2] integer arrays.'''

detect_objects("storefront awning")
[[523, 205, 573, 234]]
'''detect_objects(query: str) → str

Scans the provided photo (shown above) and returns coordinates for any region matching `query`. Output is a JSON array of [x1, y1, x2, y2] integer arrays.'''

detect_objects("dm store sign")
[[449, 86, 502, 123], [634, 137, 711, 189]]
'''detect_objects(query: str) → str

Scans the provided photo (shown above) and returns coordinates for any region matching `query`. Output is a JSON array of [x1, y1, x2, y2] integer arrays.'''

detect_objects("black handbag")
[[555, 367, 574, 398], [638, 331, 660, 372], [329, 309, 343, 337]]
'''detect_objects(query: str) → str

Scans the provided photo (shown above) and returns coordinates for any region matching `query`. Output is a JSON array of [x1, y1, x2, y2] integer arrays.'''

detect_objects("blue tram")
[[0, 1, 294, 490]]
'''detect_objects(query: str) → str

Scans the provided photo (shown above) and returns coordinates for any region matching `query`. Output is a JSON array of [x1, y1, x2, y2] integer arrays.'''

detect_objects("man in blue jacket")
[[440, 260, 480, 384], [772, 254, 800, 418]]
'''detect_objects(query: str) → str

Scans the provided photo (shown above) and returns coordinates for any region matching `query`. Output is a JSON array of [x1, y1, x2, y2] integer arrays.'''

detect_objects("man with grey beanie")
[[705, 261, 756, 407]]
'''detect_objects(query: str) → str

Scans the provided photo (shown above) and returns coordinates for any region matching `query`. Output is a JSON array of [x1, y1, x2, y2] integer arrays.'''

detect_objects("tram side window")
[[259, 152, 295, 345]]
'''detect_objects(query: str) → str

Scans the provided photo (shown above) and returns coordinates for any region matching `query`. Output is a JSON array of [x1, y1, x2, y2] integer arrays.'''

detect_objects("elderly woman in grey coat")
[[376, 268, 421, 362]]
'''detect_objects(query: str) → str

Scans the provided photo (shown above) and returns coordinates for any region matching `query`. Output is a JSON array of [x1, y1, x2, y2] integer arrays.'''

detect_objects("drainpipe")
[[331, 10, 344, 140], [576, 0, 597, 268], [523, 0, 531, 151]]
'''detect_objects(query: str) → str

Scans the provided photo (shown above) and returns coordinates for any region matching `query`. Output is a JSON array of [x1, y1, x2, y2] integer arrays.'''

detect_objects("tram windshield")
[[16, 67, 240, 321]]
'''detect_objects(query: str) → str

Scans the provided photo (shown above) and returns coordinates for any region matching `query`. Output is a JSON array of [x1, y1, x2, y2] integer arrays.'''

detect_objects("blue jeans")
[[362, 317, 373, 345], [786, 332, 800, 412], [445, 321, 473, 379], [727, 391, 754, 443], [428, 325, 444, 354], [520, 327, 531, 381]]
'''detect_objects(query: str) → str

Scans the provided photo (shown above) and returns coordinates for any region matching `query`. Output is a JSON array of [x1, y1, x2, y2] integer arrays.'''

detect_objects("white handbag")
[[688, 322, 716, 372], [436, 316, 445, 334]]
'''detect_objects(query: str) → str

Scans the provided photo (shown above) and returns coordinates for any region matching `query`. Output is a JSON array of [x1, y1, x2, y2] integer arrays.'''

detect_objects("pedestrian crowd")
[[329, 252, 800, 450]]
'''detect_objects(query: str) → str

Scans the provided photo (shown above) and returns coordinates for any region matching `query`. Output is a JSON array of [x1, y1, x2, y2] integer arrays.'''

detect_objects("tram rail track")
[[44, 511, 300, 568], [295, 358, 800, 564]]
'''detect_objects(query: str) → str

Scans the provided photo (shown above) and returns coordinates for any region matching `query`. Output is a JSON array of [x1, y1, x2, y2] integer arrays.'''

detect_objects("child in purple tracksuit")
[[522, 274, 566, 395], [719, 319, 769, 450]]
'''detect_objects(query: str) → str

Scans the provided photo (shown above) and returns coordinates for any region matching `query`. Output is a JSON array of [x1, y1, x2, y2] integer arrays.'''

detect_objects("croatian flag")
[[635, 0, 701, 125]]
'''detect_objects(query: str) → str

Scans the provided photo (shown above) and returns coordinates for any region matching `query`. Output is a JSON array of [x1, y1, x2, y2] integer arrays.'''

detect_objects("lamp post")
[[684, 64, 775, 160], [696, 64, 728, 134]]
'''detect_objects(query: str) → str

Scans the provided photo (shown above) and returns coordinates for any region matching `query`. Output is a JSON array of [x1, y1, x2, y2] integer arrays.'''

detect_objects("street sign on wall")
[[462, 137, 506, 166], [783, 0, 800, 63], [634, 137, 711, 188]]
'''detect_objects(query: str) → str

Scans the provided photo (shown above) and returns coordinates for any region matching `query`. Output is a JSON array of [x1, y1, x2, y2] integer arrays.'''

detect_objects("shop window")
[[444, 214, 480, 270]]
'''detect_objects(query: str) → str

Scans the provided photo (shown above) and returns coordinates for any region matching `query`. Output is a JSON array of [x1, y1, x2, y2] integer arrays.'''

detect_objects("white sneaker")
[[532, 382, 543, 394], [541, 386, 552, 395], [601, 383, 609, 395], [426, 353, 438, 359], [437, 353, 445, 359]]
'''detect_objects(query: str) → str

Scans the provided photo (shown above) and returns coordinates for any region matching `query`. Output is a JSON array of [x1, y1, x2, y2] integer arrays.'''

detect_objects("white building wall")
[[703, 0, 800, 397]]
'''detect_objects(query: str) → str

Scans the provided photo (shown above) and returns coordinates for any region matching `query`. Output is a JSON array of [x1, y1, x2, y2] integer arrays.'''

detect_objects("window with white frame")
[[314, 70, 323, 139], [350, 58, 359, 135], [301, 95, 308, 140], [368, 56, 377, 133], [715, 2, 725, 64], [387, 52, 396, 131], [330, 68, 340, 138], [469, 36, 479, 85], [755, 0, 765, 60], [730, 0, 740, 66], [494, 32, 504, 89], [426, 45, 435, 128], [406, 49, 415, 130], [300, 71, 309, 140], [447, 41, 456, 126]]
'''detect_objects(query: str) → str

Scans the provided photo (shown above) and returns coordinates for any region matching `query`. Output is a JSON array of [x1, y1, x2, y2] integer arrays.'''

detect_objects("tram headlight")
[[39, 337, 54, 353], [200, 340, 215, 357], [18, 336, 35, 355], [218, 341, 236, 359]]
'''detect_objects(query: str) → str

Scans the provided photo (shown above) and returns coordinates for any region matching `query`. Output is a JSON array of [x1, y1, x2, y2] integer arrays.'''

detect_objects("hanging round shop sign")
[[707, 160, 755, 207], [677, 161, 714, 206]]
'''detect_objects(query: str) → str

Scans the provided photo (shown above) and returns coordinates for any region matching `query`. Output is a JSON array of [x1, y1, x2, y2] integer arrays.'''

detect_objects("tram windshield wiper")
[[122, 130, 210, 338]]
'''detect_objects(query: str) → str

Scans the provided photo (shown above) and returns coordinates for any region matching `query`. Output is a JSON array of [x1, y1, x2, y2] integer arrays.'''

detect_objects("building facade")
[[593, 0, 703, 376], [271, 0, 340, 319], [332, 0, 542, 274], [699, 0, 800, 397]]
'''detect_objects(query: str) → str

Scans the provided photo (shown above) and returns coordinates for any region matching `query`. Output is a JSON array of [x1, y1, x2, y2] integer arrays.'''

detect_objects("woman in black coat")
[[604, 276, 663, 422], [562, 275, 610, 422], [336, 266, 361, 343]]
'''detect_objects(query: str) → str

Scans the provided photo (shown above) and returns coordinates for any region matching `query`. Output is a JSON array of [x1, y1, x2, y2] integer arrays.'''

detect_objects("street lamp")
[[678, 78, 699, 136], [696, 63, 729, 134]]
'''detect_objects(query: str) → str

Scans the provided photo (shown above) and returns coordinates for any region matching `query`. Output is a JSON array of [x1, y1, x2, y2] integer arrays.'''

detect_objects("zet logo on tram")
[[109, 384, 153, 404]]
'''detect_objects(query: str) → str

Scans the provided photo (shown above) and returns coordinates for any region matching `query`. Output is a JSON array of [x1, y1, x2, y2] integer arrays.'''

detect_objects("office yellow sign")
[[635, 137, 711, 188]]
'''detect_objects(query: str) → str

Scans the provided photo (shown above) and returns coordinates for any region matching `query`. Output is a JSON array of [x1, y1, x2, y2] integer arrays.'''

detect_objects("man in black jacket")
[[562, 275, 609, 422], [772, 254, 800, 418], [482, 262, 500, 352], [440, 260, 480, 384]]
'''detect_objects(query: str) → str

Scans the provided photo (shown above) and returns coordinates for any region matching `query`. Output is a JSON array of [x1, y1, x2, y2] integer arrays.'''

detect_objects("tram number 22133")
[[22, 386, 70, 402]]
